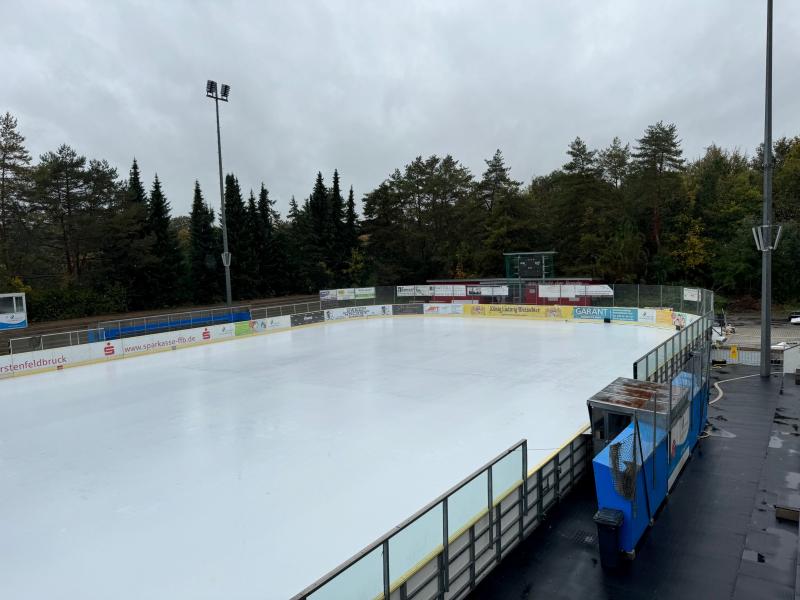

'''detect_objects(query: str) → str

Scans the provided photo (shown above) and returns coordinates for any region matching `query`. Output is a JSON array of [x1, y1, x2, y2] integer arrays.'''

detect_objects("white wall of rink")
[[0, 302, 686, 378]]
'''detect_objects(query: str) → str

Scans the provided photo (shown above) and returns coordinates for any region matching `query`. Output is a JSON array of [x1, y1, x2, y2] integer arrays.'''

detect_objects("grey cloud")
[[2, 0, 799, 217]]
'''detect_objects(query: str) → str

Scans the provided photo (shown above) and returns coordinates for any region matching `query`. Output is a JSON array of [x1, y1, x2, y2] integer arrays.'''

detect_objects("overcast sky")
[[4, 0, 799, 217]]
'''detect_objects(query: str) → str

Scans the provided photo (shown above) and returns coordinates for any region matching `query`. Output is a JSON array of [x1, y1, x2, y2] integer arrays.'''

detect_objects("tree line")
[[1, 110, 799, 321]]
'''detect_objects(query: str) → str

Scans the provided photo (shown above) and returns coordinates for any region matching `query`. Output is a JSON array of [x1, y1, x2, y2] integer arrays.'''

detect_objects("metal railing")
[[4, 284, 714, 360], [98, 305, 250, 340], [291, 432, 588, 600], [250, 301, 323, 319], [9, 328, 106, 355], [312, 283, 712, 314]]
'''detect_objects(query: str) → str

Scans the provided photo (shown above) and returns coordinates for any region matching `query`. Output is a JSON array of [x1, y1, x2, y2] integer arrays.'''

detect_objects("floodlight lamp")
[[220, 84, 230, 100], [206, 80, 217, 97]]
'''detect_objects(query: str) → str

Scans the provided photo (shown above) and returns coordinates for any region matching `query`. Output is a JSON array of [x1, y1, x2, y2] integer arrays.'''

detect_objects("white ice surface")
[[0, 317, 671, 599]]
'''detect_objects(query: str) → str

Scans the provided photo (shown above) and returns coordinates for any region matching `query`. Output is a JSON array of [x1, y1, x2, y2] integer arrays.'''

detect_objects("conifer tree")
[[0, 112, 31, 276], [147, 174, 184, 305], [329, 169, 346, 280], [188, 181, 219, 303], [223, 173, 256, 299], [345, 185, 359, 254]]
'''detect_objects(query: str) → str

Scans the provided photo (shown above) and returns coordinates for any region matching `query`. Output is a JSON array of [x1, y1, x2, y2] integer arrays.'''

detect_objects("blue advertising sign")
[[572, 306, 638, 322]]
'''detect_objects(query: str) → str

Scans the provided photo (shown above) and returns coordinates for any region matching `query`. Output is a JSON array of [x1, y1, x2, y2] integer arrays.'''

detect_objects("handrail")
[[289, 439, 527, 600]]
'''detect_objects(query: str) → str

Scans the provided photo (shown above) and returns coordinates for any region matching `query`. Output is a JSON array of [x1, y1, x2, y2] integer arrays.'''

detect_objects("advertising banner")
[[577, 285, 614, 297], [538, 285, 561, 298], [559, 285, 578, 299], [234, 320, 268, 336], [266, 315, 291, 330], [336, 288, 356, 301], [433, 285, 454, 296], [491, 286, 509, 296], [638, 309, 656, 324], [466, 285, 482, 296], [120, 329, 203, 356], [423, 303, 464, 315], [392, 303, 424, 315], [91, 339, 123, 361], [452, 285, 467, 296], [354, 287, 376, 300], [319, 289, 336, 301], [656, 309, 674, 327], [672, 311, 691, 328], [572, 307, 638, 322], [290, 311, 325, 327], [0, 345, 90, 377], [0, 312, 27, 330], [683, 288, 700, 302], [396, 285, 415, 297], [463, 304, 570, 320], [414, 285, 433, 297], [324, 305, 391, 321]]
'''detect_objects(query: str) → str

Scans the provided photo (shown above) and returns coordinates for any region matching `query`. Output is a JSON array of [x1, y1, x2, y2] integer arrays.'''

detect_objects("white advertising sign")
[[538, 285, 561, 299], [319, 289, 336, 301], [325, 305, 392, 321], [414, 285, 433, 297], [434, 285, 454, 296], [452, 285, 467, 297], [423, 303, 464, 315], [638, 309, 656, 324], [354, 287, 376, 300], [581, 285, 614, 297], [336, 288, 356, 301], [266, 315, 292, 330], [397, 285, 415, 297], [683, 288, 700, 302]]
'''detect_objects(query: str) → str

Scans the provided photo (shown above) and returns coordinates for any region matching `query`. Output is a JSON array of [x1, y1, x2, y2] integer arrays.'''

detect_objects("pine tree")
[[127, 158, 147, 205], [0, 112, 31, 276], [308, 172, 328, 246], [101, 158, 154, 309], [257, 184, 281, 295], [345, 185, 359, 254], [147, 174, 184, 305], [188, 181, 219, 303], [599, 137, 630, 188], [563, 137, 599, 176], [223, 173, 254, 300], [632, 121, 686, 252], [476, 150, 525, 273], [329, 169, 346, 280], [243, 190, 262, 297]]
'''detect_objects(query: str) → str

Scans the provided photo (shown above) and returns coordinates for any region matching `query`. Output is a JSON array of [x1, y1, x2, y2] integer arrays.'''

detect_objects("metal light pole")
[[206, 80, 233, 306], [759, 0, 773, 377]]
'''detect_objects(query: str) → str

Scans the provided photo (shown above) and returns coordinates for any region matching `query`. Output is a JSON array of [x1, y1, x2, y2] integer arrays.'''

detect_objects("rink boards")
[[0, 302, 689, 379], [0, 305, 680, 599]]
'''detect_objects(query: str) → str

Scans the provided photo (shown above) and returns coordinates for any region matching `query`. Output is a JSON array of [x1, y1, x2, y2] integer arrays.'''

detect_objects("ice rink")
[[0, 316, 672, 599]]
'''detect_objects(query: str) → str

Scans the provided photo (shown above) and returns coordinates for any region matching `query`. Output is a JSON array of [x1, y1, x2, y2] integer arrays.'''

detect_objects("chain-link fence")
[[6, 283, 713, 358]]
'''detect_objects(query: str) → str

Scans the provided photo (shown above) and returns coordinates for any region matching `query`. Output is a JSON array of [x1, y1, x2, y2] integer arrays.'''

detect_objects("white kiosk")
[[0, 292, 27, 330]]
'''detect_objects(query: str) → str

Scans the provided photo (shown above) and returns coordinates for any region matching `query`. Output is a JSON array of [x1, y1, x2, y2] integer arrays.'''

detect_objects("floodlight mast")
[[759, 0, 773, 377], [206, 80, 233, 307]]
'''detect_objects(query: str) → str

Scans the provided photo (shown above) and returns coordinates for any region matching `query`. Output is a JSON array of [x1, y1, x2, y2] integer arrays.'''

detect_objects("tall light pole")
[[206, 80, 233, 306], [759, 0, 773, 377]]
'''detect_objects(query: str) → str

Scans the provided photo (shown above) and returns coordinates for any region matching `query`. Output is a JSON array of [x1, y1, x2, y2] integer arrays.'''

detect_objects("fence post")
[[522, 441, 528, 515], [442, 497, 449, 592], [487, 464, 494, 548], [382, 539, 390, 600]]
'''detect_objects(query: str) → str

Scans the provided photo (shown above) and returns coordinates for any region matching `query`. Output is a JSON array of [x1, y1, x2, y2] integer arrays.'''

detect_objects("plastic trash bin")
[[593, 508, 624, 569]]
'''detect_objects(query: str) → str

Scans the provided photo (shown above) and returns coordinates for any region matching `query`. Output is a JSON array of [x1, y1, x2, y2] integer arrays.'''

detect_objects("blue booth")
[[588, 367, 708, 556]]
